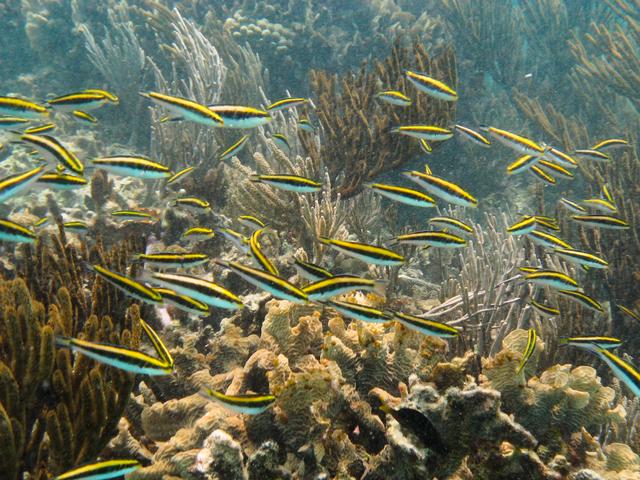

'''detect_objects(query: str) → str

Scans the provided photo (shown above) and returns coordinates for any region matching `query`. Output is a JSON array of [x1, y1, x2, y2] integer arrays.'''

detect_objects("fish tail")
[[55, 335, 73, 348], [248, 174, 260, 183]]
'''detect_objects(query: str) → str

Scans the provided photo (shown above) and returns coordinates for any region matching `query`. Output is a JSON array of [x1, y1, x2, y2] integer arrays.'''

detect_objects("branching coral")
[[0, 233, 148, 479], [569, 0, 640, 112], [226, 146, 347, 262], [301, 38, 457, 198]]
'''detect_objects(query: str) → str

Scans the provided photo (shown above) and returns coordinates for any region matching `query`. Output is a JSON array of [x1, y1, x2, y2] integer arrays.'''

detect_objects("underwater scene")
[[0, 0, 639, 479]]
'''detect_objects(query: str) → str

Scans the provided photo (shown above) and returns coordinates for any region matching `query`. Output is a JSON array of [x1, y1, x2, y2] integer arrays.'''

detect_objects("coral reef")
[[113, 301, 635, 480]]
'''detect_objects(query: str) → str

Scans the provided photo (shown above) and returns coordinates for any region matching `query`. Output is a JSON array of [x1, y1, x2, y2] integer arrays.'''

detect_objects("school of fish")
[[0, 64, 637, 479]]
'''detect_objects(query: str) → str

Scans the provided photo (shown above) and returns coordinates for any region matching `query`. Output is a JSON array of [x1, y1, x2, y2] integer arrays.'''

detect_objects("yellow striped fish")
[[319, 236, 404, 266], [92, 155, 171, 179], [249, 228, 279, 276], [54, 459, 142, 480], [0, 165, 48, 202], [405, 71, 457, 101], [18, 133, 83, 173], [141, 91, 224, 126], [200, 387, 276, 414], [0, 218, 37, 243], [0, 96, 49, 119], [516, 329, 537, 375]]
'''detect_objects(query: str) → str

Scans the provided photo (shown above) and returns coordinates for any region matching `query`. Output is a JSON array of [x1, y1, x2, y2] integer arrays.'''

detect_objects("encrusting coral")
[[0, 234, 148, 479], [119, 301, 635, 480]]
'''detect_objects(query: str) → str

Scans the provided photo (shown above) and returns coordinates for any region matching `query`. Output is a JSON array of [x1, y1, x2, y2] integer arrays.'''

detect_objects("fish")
[[0, 96, 49, 119], [298, 118, 315, 133], [581, 198, 617, 214], [270, 133, 290, 153], [389, 230, 467, 248], [553, 248, 608, 269], [481, 126, 545, 156], [81, 88, 119, 104], [23, 123, 56, 134], [366, 183, 436, 208], [266, 97, 308, 111], [619, 305, 640, 322], [388, 311, 459, 338], [506, 154, 540, 174], [182, 227, 215, 241], [595, 348, 640, 397], [379, 403, 447, 455], [560, 336, 622, 352], [0, 116, 30, 129], [325, 300, 391, 324], [516, 329, 537, 375], [55, 335, 173, 376], [602, 184, 615, 204], [63, 221, 89, 233], [542, 147, 578, 168], [17, 133, 83, 173], [590, 138, 629, 152], [249, 228, 279, 276], [220, 261, 308, 304], [92, 265, 162, 305], [135, 252, 209, 269], [302, 275, 379, 301], [0, 165, 49, 202], [574, 149, 610, 162], [454, 124, 491, 147], [403, 168, 477, 208], [53, 459, 142, 480], [36, 172, 88, 190], [291, 258, 333, 282], [143, 271, 243, 310], [249, 174, 322, 193], [140, 91, 224, 126], [390, 125, 453, 141], [319, 236, 404, 266], [215, 227, 250, 252], [525, 230, 572, 249], [559, 198, 587, 214], [166, 166, 195, 185], [220, 135, 248, 160], [537, 159, 574, 179], [207, 105, 271, 129], [111, 210, 157, 221], [524, 270, 579, 291], [71, 110, 98, 124], [507, 216, 536, 235], [557, 290, 604, 313], [529, 299, 559, 316], [375, 90, 412, 106], [238, 215, 266, 229], [0, 218, 37, 243], [571, 215, 629, 230], [139, 317, 173, 367], [428, 216, 473, 236], [33, 216, 50, 228], [91, 155, 171, 179], [419, 139, 432, 155], [171, 196, 211, 212], [47, 92, 107, 112], [528, 165, 556, 185], [154, 287, 210, 317], [200, 387, 276, 414], [405, 71, 457, 101]]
